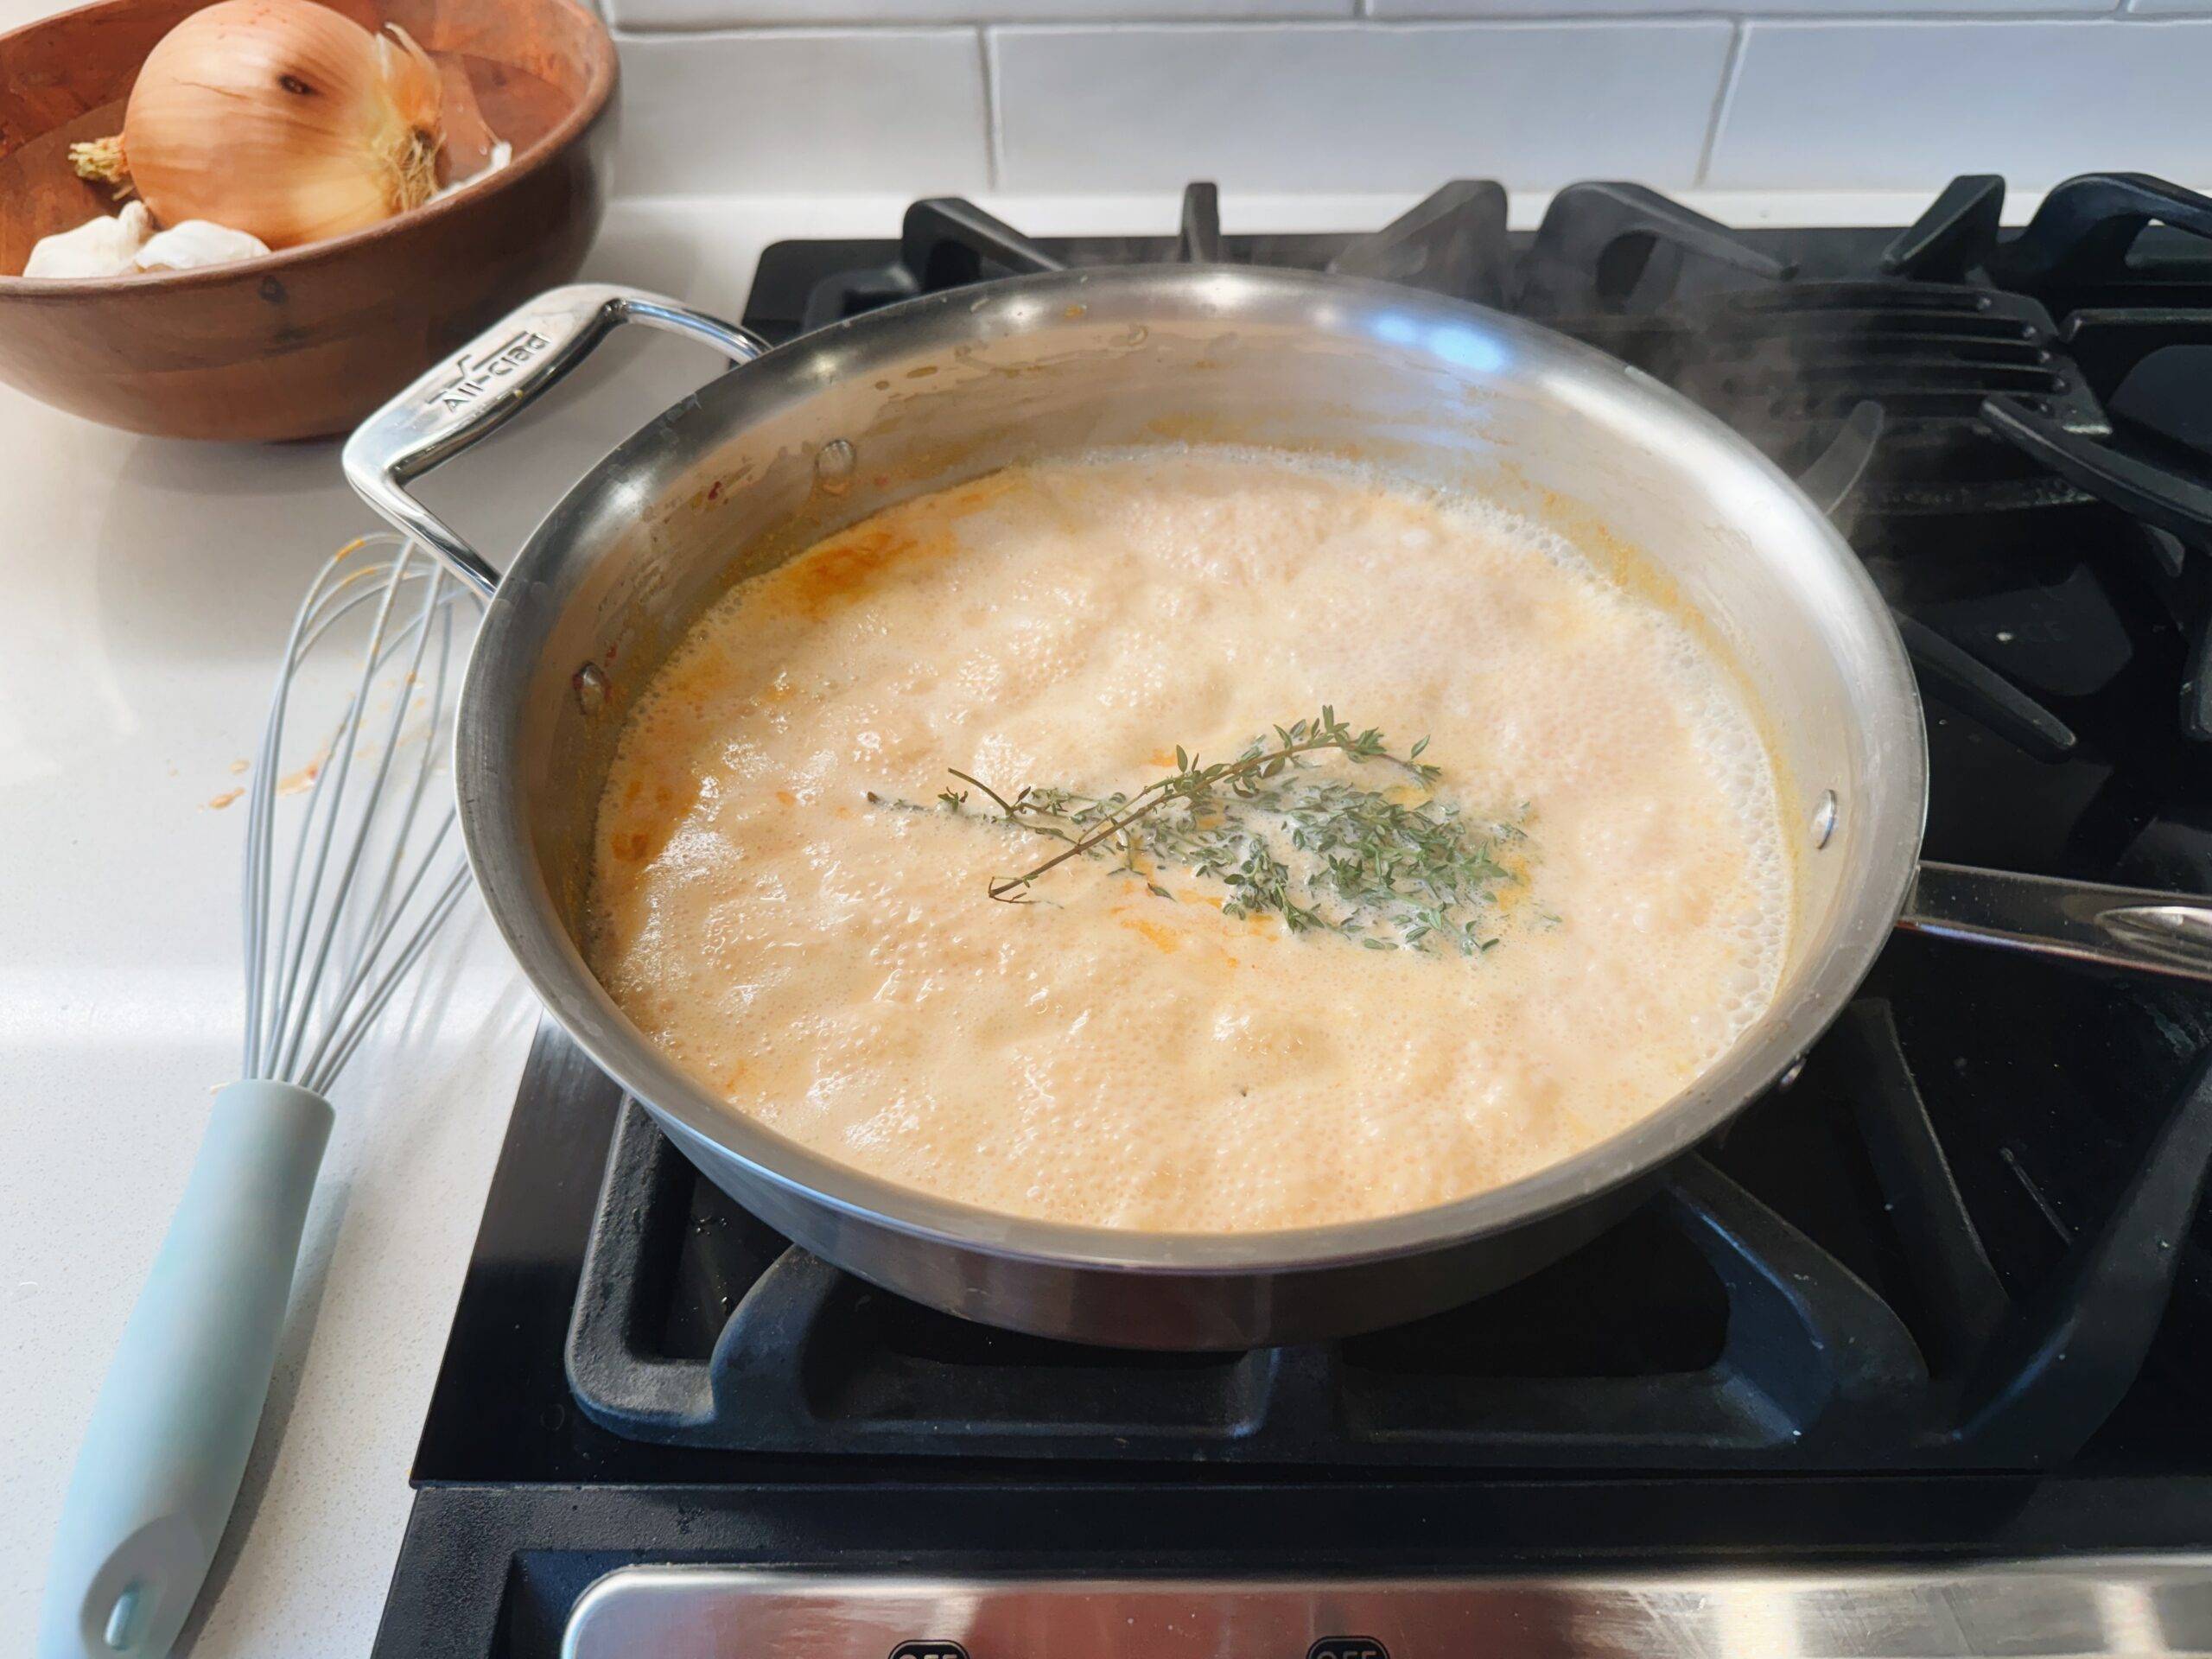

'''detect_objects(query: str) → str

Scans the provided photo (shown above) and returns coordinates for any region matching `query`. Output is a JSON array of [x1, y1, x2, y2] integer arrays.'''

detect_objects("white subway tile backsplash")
[[988, 21, 1734, 194], [2126, 0, 2212, 15], [613, 0, 1347, 32], [611, 29, 992, 196], [1376, 0, 2104, 12], [1706, 19, 2212, 192]]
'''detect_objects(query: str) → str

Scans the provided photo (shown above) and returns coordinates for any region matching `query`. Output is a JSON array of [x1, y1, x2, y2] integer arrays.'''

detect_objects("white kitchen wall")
[[3, 0, 2207, 197], [603, 2, 2212, 197], [988, 22, 1733, 192]]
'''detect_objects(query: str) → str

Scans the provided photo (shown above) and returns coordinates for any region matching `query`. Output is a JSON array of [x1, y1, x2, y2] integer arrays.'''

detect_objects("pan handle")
[[1900, 861, 2212, 983], [342, 284, 770, 595]]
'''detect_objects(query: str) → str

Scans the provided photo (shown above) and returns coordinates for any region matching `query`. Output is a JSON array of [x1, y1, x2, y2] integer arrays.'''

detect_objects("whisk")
[[41, 538, 483, 1659]]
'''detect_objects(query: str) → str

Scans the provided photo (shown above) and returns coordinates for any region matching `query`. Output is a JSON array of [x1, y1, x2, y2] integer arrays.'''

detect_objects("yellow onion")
[[71, 0, 443, 251]]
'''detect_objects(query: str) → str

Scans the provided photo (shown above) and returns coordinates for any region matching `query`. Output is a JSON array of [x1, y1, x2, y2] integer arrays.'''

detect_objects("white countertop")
[[0, 183, 2014, 1656]]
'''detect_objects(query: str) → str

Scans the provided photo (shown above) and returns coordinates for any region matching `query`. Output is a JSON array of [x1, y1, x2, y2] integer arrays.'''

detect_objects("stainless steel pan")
[[346, 271, 2212, 1350]]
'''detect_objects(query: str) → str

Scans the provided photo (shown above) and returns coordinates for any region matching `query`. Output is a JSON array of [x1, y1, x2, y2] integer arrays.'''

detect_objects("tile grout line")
[[603, 10, 2212, 39], [978, 25, 1005, 190], [1694, 18, 1747, 188], [1359, 3, 2177, 14]]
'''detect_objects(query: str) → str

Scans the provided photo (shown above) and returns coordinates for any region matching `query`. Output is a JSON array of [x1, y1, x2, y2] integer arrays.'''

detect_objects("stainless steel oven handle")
[[342, 284, 769, 595], [1901, 861, 2212, 982]]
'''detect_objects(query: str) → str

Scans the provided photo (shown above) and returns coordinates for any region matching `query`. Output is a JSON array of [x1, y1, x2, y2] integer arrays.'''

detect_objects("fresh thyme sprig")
[[876, 709, 1532, 956], [981, 709, 1437, 904]]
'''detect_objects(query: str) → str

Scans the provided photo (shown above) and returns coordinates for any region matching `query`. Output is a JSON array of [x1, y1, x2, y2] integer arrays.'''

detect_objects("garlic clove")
[[429, 139, 512, 202], [133, 219, 274, 271], [434, 56, 496, 187], [23, 201, 154, 278]]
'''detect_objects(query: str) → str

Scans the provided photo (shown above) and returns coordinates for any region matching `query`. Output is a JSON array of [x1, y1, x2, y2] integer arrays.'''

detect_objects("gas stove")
[[374, 176, 2212, 1658]]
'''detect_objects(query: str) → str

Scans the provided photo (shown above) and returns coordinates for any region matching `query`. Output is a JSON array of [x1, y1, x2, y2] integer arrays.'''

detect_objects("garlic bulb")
[[135, 220, 274, 271], [69, 0, 443, 251], [23, 202, 153, 278]]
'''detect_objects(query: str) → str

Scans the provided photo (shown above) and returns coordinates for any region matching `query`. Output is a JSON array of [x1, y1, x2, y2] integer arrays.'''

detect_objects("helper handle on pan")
[[343, 284, 770, 596], [1902, 862, 2212, 983]]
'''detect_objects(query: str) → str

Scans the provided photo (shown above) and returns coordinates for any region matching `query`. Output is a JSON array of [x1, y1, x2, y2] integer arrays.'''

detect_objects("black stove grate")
[[1666, 283, 2110, 486], [786, 179, 1791, 340], [565, 1000, 2212, 1470], [1990, 174, 2212, 320]]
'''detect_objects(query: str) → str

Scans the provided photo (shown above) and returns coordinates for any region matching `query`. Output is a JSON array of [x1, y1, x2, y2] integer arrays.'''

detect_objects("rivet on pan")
[[814, 438, 857, 495], [1777, 1055, 1808, 1091], [1811, 789, 1839, 849], [573, 662, 609, 716]]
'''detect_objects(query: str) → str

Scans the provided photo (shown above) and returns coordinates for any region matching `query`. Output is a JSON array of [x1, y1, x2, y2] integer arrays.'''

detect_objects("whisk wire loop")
[[240, 537, 483, 1089]]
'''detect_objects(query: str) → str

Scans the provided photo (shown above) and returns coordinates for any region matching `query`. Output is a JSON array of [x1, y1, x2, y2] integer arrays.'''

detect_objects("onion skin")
[[113, 0, 443, 250]]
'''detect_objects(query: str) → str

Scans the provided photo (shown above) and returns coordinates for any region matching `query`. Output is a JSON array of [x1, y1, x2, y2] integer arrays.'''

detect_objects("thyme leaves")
[[879, 710, 1533, 957]]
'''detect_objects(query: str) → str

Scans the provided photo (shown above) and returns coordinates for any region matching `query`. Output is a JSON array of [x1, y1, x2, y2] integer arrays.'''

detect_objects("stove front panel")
[[563, 1559, 2212, 1659]]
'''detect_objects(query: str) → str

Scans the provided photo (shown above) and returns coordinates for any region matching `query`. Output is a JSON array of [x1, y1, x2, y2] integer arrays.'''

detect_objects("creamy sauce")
[[587, 451, 1790, 1232]]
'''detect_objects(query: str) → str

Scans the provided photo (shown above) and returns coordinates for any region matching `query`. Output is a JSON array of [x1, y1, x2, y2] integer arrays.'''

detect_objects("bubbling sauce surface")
[[587, 451, 1790, 1232]]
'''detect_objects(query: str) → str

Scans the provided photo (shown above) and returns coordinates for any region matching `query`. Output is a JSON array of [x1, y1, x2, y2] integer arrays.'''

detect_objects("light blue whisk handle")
[[39, 1079, 332, 1659]]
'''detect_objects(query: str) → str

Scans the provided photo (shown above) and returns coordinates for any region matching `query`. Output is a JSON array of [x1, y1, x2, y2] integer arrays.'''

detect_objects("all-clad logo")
[[888, 1643, 970, 1659], [429, 329, 554, 412]]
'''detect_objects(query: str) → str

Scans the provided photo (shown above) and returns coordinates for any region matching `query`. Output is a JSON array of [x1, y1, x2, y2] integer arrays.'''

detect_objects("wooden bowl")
[[0, 0, 615, 440]]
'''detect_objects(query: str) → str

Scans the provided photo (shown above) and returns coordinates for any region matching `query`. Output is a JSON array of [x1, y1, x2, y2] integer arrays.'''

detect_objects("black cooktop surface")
[[375, 175, 2212, 1659]]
